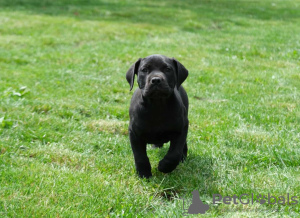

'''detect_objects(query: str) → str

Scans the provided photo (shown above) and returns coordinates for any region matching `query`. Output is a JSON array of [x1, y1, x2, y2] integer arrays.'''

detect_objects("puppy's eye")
[[165, 67, 172, 72], [141, 68, 148, 73]]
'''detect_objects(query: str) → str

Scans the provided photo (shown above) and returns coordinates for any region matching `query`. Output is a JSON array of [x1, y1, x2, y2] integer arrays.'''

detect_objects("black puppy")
[[126, 54, 189, 178]]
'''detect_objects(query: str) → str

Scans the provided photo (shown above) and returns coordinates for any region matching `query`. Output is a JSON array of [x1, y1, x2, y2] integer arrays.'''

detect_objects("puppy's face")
[[137, 56, 175, 98], [126, 54, 188, 99]]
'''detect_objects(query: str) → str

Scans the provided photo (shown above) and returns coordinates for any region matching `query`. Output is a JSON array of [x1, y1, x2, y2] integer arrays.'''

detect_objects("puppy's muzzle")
[[148, 73, 166, 87], [148, 75, 167, 89], [151, 77, 161, 85], [143, 74, 172, 98]]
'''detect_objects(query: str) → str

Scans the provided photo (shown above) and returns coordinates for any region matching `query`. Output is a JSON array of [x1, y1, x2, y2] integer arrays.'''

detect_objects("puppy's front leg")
[[158, 125, 188, 173], [129, 130, 152, 178]]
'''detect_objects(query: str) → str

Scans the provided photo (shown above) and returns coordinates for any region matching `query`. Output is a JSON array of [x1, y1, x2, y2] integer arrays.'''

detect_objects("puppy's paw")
[[137, 170, 152, 179], [158, 159, 178, 173], [135, 160, 152, 178]]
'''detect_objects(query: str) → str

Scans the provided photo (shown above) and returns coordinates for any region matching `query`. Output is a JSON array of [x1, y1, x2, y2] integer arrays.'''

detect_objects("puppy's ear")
[[173, 58, 188, 88], [126, 58, 141, 91]]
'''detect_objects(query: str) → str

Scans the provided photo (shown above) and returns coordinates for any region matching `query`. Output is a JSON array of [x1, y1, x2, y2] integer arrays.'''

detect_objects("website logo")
[[181, 190, 298, 215], [181, 190, 209, 215]]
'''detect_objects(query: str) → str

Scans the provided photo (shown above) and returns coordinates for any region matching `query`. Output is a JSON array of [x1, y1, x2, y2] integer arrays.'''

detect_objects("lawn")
[[0, 0, 299, 217]]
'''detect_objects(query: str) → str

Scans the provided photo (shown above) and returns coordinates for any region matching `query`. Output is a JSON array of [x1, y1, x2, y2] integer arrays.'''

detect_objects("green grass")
[[0, 0, 299, 217]]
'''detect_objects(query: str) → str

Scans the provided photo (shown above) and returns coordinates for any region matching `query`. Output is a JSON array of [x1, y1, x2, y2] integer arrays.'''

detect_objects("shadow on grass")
[[151, 146, 216, 201], [0, 0, 298, 30]]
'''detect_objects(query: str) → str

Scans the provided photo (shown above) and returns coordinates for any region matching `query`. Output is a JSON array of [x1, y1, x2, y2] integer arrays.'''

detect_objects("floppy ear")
[[126, 58, 141, 91], [173, 58, 188, 88]]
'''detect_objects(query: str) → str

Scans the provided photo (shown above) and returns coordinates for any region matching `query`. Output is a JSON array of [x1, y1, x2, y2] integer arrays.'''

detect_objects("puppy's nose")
[[151, 77, 161, 85]]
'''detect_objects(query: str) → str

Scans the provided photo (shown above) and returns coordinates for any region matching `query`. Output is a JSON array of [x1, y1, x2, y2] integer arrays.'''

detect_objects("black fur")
[[126, 54, 189, 178]]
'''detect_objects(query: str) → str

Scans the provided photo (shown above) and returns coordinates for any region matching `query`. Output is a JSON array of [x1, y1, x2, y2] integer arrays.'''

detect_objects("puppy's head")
[[126, 54, 188, 98]]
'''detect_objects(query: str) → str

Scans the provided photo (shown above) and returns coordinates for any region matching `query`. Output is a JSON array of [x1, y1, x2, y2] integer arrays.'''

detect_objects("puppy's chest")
[[135, 112, 183, 135], [142, 109, 182, 127], [143, 130, 175, 144], [137, 119, 180, 143]]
